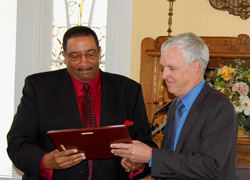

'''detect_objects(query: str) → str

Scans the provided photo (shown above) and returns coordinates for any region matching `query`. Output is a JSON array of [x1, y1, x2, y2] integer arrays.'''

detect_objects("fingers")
[[121, 158, 134, 172], [121, 158, 131, 172], [44, 149, 85, 169], [111, 142, 136, 160], [121, 158, 145, 172], [56, 151, 85, 169], [111, 140, 152, 163], [111, 142, 132, 149]]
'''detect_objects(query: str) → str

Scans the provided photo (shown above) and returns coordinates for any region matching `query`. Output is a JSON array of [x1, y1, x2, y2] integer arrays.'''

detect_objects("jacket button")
[[80, 169, 85, 174]]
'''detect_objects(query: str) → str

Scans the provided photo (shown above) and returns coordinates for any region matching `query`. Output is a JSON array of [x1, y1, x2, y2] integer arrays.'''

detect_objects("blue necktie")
[[166, 100, 184, 150]]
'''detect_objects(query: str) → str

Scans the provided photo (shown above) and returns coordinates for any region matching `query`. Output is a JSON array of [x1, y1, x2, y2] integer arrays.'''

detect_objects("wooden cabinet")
[[140, 34, 250, 165], [237, 138, 250, 166]]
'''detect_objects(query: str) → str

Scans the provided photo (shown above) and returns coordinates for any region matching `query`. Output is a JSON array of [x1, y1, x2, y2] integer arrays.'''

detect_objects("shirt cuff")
[[128, 167, 145, 180], [148, 157, 152, 167], [40, 154, 53, 180]]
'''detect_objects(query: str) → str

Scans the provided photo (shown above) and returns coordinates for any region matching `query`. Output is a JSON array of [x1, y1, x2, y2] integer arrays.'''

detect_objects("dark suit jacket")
[[151, 82, 238, 180], [7, 69, 156, 180]]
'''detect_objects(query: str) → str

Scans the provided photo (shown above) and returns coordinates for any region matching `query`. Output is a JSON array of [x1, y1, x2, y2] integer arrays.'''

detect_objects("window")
[[3, 0, 132, 179], [52, 0, 107, 71], [0, 0, 17, 178]]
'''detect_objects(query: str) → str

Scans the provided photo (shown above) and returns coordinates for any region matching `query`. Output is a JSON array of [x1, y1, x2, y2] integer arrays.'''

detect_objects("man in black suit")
[[111, 32, 238, 180], [7, 26, 156, 180]]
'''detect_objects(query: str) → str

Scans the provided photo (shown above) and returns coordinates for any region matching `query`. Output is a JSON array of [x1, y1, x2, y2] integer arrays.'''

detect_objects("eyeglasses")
[[67, 48, 99, 62]]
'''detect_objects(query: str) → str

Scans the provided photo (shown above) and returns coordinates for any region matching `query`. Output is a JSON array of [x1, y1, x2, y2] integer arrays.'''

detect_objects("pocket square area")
[[123, 120, 134, 126]]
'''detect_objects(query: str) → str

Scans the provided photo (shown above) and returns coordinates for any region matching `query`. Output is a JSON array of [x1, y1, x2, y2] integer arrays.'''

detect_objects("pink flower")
[[232, 82, 249, 96]]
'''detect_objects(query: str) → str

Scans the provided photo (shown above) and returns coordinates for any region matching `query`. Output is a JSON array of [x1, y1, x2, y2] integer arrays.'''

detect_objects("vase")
[[238, 125, 249, 138]]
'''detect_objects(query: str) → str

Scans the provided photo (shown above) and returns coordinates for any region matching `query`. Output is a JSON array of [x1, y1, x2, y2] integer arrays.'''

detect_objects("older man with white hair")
[[111, 32, 238, 180]]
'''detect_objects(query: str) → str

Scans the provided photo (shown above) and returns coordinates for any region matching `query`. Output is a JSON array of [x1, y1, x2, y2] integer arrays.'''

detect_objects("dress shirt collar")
[[180, 79, 205, 110], [70, 70, 101, 96]]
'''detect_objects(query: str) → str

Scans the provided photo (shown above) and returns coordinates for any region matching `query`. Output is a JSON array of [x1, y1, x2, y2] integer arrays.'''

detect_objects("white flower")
[[234, 103, 244, 113], [239, 96, 250, 115]]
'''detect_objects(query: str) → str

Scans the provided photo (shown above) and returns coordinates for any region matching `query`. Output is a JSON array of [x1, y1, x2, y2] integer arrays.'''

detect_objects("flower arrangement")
[[206, 59, 250, 134]]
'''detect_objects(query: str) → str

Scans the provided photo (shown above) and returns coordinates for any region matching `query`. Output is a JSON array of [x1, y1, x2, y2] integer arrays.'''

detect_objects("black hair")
[[62, 26, 99, 52]]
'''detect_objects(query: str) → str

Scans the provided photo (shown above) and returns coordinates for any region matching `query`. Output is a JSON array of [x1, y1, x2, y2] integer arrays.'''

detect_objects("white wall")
[[14, 0, 53, 113], [106, 0, 133, 77]]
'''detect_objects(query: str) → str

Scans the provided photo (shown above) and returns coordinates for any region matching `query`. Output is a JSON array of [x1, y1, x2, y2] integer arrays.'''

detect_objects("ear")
[[192, 61, 202, 76], [98, 46, 102, 54], [62, 51, 67, 64], [62, 51, 66, 58], [98, 46, 102, 61]]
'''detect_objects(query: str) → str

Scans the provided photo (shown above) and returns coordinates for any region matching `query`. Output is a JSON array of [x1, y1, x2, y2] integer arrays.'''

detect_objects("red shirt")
[[71, 70, 102, 127], [40, 70, 102, 179]]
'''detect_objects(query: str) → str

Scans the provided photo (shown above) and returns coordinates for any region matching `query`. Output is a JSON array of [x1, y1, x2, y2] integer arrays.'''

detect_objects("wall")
[[131, 0, 250, 82]]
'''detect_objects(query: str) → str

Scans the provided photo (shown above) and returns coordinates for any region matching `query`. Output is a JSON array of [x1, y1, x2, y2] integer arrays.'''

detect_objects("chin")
[[166, 87, 176, 94]]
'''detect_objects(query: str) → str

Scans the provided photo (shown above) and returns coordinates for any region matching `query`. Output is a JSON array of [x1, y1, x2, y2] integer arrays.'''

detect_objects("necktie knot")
[[176, 100, 184, 112], [83, 84, 90, 92]]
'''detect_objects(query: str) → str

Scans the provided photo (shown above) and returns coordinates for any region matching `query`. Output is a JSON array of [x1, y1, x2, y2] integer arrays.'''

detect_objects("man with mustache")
[[7, 26, 156, 180]]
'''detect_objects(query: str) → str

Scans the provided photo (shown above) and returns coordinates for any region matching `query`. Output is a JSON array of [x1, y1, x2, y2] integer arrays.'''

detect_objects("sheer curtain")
[[0, 0, 17, 178]]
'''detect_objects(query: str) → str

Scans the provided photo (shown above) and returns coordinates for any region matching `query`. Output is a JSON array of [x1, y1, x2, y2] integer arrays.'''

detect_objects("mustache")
[[78, 67, 93, 71]]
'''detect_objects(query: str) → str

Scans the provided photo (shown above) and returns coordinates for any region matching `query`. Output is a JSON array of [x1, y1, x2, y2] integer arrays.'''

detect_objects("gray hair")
[[161, 32, 209, 74]]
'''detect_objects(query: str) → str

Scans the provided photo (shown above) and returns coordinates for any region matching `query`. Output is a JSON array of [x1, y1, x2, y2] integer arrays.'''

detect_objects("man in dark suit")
[[7, 26, 156, 180], [111, 32, 238, 180]]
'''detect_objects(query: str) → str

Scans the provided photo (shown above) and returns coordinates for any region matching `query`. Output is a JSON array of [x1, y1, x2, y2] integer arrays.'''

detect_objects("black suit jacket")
[[151, 82, 238, 180], [7, 69, 156, 180]]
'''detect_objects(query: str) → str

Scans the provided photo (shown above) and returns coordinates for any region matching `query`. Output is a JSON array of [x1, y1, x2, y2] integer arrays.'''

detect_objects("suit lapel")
[[93, 71, 120, 169], [55, 69, 82, 129], [99, 71, 119, 126], [175, 83, 212, 152]]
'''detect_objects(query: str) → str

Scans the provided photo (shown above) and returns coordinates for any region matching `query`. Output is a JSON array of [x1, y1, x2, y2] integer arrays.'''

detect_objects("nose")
[[162, 68, 169, 80], [78, 55, 89, 65]]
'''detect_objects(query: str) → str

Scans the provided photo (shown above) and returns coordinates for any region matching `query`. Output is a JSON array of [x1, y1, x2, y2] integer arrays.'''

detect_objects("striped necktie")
[[166, 100, 184, 150]]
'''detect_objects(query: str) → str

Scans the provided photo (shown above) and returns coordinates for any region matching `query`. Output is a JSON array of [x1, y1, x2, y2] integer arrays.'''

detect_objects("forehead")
[[66, 36, 97, 52], [160, 45, 185, 66]]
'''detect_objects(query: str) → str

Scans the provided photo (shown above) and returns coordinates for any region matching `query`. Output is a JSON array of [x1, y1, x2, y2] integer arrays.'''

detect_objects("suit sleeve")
[[151, 93, 237, 179], [124, 83, 158, 179], [125, 84, 157, 147], [7, 76, 46, 180]]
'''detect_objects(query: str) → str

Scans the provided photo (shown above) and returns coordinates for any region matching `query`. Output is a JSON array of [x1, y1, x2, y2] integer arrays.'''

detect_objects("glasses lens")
[[85, 50, 97, 59], [68, 54, 82, 61], [68, 48, 98, 61]]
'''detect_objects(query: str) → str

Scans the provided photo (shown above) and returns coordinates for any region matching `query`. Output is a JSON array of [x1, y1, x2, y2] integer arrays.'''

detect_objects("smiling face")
[[63, 36, 101, 83], [160, 45, 201, 99]]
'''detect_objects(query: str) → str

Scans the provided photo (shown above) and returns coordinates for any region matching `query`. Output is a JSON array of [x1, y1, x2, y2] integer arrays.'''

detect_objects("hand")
[[44, 149, 85, 169], [121, 158, 145, 172], [111, 140, 152, 163]]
